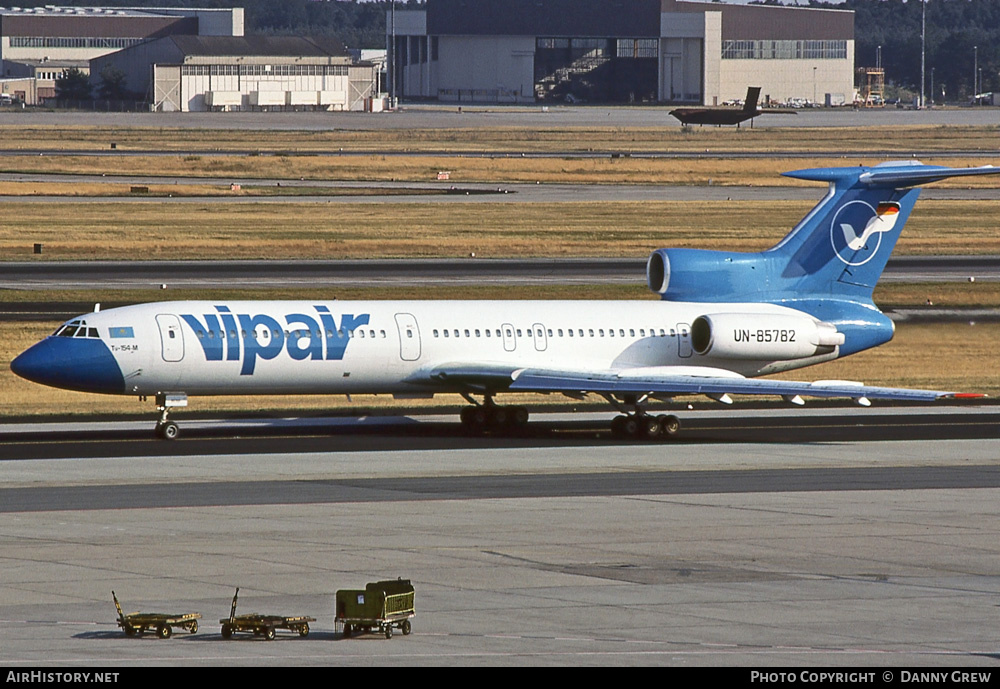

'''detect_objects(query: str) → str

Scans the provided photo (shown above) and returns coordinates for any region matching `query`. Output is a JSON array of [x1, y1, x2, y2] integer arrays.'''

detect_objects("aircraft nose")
[[11, 337, 125, 394]]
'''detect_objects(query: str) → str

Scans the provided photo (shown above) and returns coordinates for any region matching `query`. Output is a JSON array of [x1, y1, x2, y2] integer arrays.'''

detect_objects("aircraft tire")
[[155, 421, 179, 441], [488, 406, 509, 427], [622, 416, 639, 437], [641, 416, 662, 439], [659, 415, 681, 438], [610, 415, 628, 437]]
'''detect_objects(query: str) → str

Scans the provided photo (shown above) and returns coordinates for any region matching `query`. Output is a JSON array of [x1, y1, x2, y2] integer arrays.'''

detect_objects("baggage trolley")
[[112, 591, 201, 639], [335, 579, 414, 639], [220, 588, 315, 640]]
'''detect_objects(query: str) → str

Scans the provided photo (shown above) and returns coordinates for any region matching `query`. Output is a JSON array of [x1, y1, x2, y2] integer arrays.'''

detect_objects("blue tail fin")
[[647, 161, 1000, 304]]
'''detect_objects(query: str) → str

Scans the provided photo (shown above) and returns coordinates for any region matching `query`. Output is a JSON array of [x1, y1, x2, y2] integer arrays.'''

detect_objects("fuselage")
[[12, 299, 836, 398]]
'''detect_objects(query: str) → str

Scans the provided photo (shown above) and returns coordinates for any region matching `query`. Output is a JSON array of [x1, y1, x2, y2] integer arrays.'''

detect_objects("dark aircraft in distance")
[[669, 87, 796, 127]]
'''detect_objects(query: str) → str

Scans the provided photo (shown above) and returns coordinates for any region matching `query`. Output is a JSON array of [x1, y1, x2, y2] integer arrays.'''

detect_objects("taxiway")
[[0, 407, 998, 666]]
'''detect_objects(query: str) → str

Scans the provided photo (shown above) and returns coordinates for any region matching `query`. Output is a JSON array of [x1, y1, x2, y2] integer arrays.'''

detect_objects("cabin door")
[[394, 313, 422, 361]]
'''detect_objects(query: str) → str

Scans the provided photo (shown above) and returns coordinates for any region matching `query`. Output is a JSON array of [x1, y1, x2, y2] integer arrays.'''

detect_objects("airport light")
[[920, 0, 925, 108], [390, 0, 397, 109], [974, 45, 978, 104]]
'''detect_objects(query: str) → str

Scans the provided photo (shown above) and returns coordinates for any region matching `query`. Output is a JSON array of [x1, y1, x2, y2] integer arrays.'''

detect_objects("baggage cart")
[[112, 591, 201, 639], [335, 579, 414, 639], [220, 588, 315, 640]]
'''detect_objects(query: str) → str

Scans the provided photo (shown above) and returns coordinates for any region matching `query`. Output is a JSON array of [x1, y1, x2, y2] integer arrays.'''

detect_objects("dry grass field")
[[1, 123, 999, 154], [4, 153, 1000, 188], [0, 122, 996, 418], [2, 199, 1000, 260]]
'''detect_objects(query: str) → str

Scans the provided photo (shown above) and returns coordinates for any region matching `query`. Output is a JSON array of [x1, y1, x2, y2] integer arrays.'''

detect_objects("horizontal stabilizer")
[[783, 162, 1000, 188]]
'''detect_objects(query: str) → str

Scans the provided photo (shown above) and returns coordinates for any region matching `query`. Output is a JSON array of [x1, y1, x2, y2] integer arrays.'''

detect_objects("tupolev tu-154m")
[[11, 161, 995, 440]]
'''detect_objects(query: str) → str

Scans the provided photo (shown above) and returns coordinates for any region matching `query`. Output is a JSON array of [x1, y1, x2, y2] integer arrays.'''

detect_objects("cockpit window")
[[53, 320, 101, 339]]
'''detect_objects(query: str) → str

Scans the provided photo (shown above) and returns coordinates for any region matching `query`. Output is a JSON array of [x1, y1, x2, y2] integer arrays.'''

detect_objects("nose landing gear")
[[153, 392, 187, 440]]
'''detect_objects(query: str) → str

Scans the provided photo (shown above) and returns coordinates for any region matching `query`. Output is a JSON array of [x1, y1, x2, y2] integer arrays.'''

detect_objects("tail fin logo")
[[830, 201, 900, 266]]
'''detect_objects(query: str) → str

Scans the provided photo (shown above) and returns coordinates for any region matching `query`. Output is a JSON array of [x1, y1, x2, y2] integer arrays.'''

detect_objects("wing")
[[425, 363, 978, 405]]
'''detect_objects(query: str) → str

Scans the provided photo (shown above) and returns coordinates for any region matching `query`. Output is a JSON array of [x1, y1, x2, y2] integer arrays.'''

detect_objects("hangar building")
[[0, 5, 242, 103], [388, 0, 854, 106], [92, 35, 379, 112]]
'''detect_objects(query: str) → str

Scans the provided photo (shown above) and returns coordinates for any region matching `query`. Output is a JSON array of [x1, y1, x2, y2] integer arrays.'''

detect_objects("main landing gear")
[[605, 394, 680, 441], [459, 394, 529, 434], [458, 392, 681, 441], [610, 412, 680, 440]]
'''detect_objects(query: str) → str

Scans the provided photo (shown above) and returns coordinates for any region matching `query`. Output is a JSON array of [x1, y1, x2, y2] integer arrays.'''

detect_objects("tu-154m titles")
[[11, 161, 995, 440]]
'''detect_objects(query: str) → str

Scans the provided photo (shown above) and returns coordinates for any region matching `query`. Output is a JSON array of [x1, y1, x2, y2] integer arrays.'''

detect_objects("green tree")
[[55, 67, 92, 101], [838, 0, 1000, 102], [97, 64, 129, 100]]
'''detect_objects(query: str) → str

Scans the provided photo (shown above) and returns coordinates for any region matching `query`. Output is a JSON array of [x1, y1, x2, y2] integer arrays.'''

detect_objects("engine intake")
[[691, 313, 844, 360]]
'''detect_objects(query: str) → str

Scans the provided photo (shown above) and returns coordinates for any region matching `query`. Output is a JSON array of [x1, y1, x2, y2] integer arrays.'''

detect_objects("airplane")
[[669, 87, 795, 127], [11, 160, 997, 441]]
